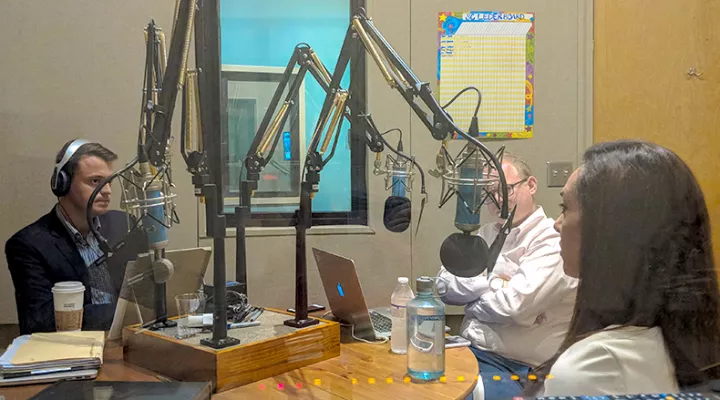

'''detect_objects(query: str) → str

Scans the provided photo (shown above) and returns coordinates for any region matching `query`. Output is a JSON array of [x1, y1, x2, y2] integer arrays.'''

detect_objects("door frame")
[[579, 0, 594, 163]]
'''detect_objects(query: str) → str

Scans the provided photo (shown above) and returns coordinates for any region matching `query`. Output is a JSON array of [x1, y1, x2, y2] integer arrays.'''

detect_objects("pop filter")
[[440, 233, 490, 277], [383, 195, 411, 233]]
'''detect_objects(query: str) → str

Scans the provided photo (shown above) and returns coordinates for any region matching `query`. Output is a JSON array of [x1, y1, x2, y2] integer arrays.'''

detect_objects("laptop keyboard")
[[370, 311, 392, 333]]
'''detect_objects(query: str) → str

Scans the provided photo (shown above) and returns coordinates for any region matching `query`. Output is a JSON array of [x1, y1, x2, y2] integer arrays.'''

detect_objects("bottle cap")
[[398, 277, 409, 284], [416, 276, 433, 293]]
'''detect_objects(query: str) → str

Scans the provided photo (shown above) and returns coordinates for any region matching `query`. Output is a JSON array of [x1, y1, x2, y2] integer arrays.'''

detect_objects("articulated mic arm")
[[244, 43, 426, 194], [313, 8, 515, 277], [233, 42, 428, 327], [231, 43, 345, 299], [146, 0, 197, 168], [321, 8, 510, 220], [246, 44, 343, 183], [244, 43, 391, 183]]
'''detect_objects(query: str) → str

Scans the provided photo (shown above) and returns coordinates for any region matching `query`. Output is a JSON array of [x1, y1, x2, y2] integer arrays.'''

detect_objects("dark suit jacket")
[[5, 208, 147, 334]]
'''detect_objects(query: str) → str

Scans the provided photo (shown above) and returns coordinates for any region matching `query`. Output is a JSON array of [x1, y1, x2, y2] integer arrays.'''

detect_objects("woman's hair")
[[530, 140, 720, 393]]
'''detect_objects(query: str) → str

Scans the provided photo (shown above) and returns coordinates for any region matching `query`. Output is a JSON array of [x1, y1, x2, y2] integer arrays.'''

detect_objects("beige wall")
[[0, 1, 198, 324], [0, 1, 591, 323]]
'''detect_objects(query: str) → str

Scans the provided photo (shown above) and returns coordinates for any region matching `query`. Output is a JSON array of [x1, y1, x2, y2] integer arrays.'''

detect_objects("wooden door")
[[594, 0, 720, 264]]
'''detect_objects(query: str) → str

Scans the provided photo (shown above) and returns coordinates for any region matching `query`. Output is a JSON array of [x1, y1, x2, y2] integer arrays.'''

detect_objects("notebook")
[[11, 331, 104, 365], [0, 331, 104, 386]]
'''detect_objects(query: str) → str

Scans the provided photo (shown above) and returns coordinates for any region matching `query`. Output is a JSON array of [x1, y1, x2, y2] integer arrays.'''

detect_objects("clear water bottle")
[[407, 276, 445, 381], [391, 277, 415, 354]]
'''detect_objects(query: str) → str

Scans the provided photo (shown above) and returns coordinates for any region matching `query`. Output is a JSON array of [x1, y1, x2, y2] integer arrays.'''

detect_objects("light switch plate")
[[547, 161, 574, 187]]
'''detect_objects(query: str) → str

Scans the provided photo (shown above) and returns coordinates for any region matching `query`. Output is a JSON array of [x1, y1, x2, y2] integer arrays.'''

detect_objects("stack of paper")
[[0, 331, 105, 386]]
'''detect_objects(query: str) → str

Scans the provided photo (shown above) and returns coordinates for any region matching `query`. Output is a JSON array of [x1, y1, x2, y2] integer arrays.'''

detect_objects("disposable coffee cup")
[[51, 281, 85, 331]]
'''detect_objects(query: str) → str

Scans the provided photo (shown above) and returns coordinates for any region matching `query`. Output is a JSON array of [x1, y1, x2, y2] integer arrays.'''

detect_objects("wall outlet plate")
[[547, 161, 574, 187]]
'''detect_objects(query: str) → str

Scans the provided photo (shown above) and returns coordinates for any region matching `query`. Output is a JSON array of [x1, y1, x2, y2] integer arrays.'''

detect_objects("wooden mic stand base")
[[123, 308, 340, 393]]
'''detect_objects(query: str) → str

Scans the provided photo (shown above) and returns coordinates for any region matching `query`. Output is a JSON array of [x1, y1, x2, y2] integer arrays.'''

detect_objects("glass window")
[[219, 0, 367, 227]]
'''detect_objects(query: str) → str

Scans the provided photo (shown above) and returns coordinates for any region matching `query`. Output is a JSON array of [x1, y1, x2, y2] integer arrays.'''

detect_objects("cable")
[[441, 86, 482, 117], [225, 290, 247, 306], [380, 127, 402, 143], [320, 311, 389, 345], [349, 324, 389, 344]]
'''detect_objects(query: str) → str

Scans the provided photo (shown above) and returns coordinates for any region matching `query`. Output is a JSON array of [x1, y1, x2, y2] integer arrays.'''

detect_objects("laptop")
[[312, 248, 393, 341]]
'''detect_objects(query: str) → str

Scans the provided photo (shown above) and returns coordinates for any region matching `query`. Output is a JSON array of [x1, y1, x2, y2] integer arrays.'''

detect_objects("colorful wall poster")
[[438, 11, 535, 139]]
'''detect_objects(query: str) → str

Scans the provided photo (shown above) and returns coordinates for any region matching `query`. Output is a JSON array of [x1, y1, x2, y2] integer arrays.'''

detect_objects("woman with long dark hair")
[[535, 140, 720, 396]]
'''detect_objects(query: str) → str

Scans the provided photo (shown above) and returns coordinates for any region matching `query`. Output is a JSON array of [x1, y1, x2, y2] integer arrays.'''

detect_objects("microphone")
[[439, 144, 496, 277], [379, 138, 413, 233], [140, 161, 169, 250], [123, 148, 178, 284]]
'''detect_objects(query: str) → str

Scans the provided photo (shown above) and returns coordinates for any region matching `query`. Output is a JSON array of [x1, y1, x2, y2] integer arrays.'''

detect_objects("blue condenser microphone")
[[138, 158, 174, 283], [382, 138, 412, 233], [439, 144, 492, 277], [391, 158, 407, 199]]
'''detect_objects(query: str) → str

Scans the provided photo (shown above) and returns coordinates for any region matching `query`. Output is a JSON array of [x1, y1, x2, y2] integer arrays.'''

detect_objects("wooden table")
[[216, 341, 478, 400], [1, 341, 477, 400]]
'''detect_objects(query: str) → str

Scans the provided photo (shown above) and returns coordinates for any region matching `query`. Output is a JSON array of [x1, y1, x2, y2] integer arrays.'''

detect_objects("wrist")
[[489, 276, 508, 290]]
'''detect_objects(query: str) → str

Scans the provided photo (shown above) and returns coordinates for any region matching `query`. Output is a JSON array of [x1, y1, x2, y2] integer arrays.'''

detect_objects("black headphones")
[[50, 139, 90, 197]]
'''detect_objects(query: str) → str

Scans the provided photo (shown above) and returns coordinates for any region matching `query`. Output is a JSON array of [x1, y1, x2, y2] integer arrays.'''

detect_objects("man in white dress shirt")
[[437, 153, 578, 399]]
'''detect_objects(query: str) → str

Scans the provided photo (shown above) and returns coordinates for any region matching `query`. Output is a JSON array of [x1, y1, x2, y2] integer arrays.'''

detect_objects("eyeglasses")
[[507, 179, 528, 195], [485, 178, 528, 203]]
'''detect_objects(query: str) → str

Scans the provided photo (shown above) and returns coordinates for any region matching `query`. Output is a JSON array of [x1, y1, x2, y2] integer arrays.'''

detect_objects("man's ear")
[[527, 176, 538, 196]]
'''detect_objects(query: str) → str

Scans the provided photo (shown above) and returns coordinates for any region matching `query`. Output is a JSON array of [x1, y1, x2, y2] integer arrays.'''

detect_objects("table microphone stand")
[[284, 179, 320, 328]]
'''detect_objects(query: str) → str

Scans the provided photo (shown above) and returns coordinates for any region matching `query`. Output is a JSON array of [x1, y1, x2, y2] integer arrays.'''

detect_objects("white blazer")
[[543, 326, 679, 396]]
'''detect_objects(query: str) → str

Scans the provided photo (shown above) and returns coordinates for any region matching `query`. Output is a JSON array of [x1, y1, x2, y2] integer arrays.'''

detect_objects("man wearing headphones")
[[6, 139, 145, 334]]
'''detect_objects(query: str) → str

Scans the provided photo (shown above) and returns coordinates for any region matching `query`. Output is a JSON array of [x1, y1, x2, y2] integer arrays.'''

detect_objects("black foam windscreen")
[[383, 196, 411, 233], [440, 232, 490, 277]]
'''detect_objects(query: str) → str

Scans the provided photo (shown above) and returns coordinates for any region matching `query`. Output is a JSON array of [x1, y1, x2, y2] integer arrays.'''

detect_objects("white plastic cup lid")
[[398, 277, 409, 284], [52, 281, 85, 294]]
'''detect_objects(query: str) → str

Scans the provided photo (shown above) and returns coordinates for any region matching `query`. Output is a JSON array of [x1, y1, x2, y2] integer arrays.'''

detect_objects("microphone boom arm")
[[244, 43, 391, 182], [234, 41, 428, 327], [147, 0, 197, 167], [322, 8, 509, 221], [314, 8, 513, 275]]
